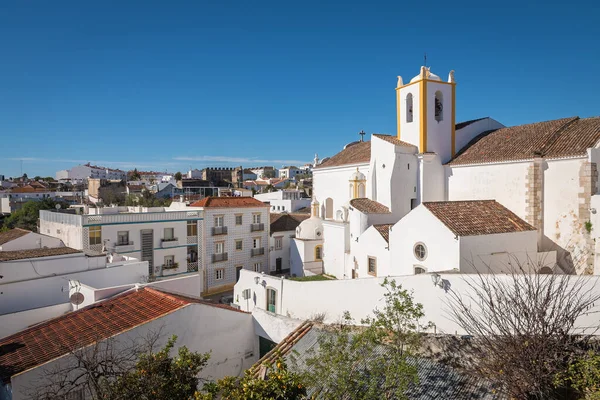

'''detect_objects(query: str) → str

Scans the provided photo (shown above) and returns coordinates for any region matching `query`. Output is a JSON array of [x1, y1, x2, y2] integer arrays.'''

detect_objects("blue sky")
[[1, 0, 598, 178]]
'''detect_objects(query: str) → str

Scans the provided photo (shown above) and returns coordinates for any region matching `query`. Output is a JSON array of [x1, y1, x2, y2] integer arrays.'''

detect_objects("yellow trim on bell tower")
[[420, 79, 427, 153]]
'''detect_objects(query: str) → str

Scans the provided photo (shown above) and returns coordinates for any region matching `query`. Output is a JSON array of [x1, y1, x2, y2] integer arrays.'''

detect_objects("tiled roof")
[[270, 213, 310, 233], [372, 134, 416, 147], [0, 228, 30, 245], [373, 224, 392, 243], [316, 141, 371, 169], [250, 321, 506, 399], [448, 116, 600, 166], [455, 117, 487, 130], [0, 287, 247, 381], [0, 247, 82, 262], [294, 206, 312, 214], [422, 200, 535, 237], [350, 198, 391, 214], [190, 196, 269, 208]]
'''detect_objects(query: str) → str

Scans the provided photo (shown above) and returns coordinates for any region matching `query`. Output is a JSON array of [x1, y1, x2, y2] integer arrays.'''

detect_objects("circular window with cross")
[[414, 242, 427, 261]]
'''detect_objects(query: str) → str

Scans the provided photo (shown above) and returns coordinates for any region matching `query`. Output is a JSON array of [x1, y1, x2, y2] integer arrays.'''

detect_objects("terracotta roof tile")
[[448, 116, 600, 166], [316, 141, 371, 169], [350, 198, 391, 214], [372, 134, 416, 147], [0, 228, 30, 246], [190, 196, 269, 208], [0, 287, 247, 381], [373, 224, 392, 243], [422, 200, 535, 236], [270, 213, 310, 233], [248, 321, 314, 378], [0, 247, 82, 262]]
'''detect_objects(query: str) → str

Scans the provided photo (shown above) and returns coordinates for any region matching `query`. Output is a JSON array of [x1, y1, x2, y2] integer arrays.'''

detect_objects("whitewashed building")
[[306, 65, 600, 277], [0, 287, 256, 400], [269, 213, 309, 275], [189, 197, 270, 295], [0, 228, 64, 251], [56, 163, 126, 183], [39, 206, 203, 279], [254, 189, 311, 213]]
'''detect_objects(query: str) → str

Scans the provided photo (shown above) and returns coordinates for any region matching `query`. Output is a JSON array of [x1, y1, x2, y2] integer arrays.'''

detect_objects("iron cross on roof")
[[358, 130, 366, 142]]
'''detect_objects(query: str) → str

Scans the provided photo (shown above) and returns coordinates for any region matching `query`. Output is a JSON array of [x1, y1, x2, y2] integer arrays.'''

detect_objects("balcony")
[[251, 247, 265, 257], [187, 262, 198, 272], [187, 235, 197, 244], [115, 241, 135, 252], [161, 238, 179, 248], [212, 253, 228, 263], [162, 262, 179, 271], [250, 223, 265, 232], [212, 226, 228, 236]]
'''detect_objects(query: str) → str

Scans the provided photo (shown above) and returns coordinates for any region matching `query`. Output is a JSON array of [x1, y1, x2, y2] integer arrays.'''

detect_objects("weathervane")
[[358, 130, 366, 142]]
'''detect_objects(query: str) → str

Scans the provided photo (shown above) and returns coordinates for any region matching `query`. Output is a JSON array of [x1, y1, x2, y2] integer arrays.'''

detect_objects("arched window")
[[358, 183, 366, 198], [434, 91, 443, 122], [414, 266, 426, 275], [325, 198, 333, 219], [406, 93, 413, 123], [315, 245, 323, 260]]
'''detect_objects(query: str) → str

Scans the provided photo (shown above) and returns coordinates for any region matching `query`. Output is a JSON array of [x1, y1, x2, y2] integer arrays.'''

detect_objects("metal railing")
[[187, 262, 198, 272], [250, 223, 264, 232], [212, 226, 228, 236], [251, 247, 265, 257], [212, 253, 228, 263], [116, 241, 134, 247]]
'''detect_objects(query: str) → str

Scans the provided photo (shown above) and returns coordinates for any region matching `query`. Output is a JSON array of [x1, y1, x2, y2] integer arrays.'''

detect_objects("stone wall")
[[579, 161, 598, 274], [525, 159, 544, 245]]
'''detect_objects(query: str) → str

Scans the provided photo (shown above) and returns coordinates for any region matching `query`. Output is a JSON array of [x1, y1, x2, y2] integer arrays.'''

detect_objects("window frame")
[[253, 237, 261, 249], [215, 268, 224, 280], [414, 242, 427, 261], [266, 287, 277, 313], [215, 241, 225, 254], [253, 262, 261, 272], [274, 236, 283, 250], [214, 215, 224, 227], [163, 227, 174, 240], [89, 226, 102, 246], [187, 220, 197, 237], [252, 213, 261, 224], [235, 214, 243, 225], [368, 256, 377, 276], [164, 255, 175, 267], [315, 245, 323, 261], [235, 239, 243, 251], [117, 230, 129, 246]]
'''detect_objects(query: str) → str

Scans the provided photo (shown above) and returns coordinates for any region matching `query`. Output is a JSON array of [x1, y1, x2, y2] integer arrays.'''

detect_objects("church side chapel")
[[293, 65, 600, 279]]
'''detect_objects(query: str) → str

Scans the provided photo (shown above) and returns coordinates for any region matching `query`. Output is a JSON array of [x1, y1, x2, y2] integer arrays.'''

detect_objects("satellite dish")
[[55, 204, 61, 210], [70, 292, 84, 305]]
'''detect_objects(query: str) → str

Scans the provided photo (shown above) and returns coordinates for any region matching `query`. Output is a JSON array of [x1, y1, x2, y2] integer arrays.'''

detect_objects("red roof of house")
[[0, 287, 245, 381], [190, 196, 269, 208]]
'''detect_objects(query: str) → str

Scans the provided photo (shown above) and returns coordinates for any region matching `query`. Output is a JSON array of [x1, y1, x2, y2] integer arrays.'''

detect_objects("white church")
[[291, 66, 600, 278]]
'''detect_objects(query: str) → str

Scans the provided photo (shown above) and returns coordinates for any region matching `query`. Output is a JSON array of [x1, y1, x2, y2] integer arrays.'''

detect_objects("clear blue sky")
[[1, 0, 598, 178]]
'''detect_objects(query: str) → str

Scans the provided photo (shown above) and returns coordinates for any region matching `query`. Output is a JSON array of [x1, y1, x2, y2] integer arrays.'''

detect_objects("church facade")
[[293, 66, 600, 278]]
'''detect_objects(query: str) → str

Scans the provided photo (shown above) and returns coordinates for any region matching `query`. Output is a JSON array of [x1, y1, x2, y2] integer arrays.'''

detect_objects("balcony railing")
[[251, 247, 265, 257], [187, 262, 198, 272], [250, 223, 264, 232], [212, 253, 228, 263], [187, 235, 197, 244], [160, 238, 179, 248], [212, 226, 228, 236], [115, 241, 135, 252]]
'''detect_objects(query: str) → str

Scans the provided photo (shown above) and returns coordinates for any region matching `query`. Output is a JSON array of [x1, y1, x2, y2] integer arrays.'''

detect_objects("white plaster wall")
[[234, 270, 600, 335], [447, 161, 530, 218], [0, 303, 71, 339], [352, 225, 390, 278], [0, 260, 148, 315], [459, 231, 541, 273], [251, 308, 304, 343], [419, 154, 445, 203], [390, 205, 459, 275], [454, 117, 505, 155], [398, 83, 422, 149], [0, 232, 64, 251], [322, 221, 349, 279], [9, 303, 257, 400], [290, 239, 304, 277], [0, 253, 103, 284], [0, 198, 9, 214], [39, 219, 83, 249], [313, 163, 369, 219], [543, 158, 586, 256], [269, 230, 294, 272], [425, 81, 453, 163]]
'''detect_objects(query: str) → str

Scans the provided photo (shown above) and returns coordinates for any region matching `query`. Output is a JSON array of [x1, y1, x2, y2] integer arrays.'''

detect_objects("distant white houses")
[[56, 163, 126, 183], [254, 189, 311, 213]]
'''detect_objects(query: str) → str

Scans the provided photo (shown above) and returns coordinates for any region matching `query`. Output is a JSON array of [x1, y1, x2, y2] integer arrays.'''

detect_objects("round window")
[[414, 243, 427, 261]]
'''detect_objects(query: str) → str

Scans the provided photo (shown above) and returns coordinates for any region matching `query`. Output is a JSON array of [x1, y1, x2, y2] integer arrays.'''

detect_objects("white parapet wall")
[[234, 270, 600, 335]]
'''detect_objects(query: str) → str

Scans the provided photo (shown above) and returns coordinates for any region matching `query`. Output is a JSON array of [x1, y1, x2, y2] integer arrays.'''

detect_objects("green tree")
[[556, 351, 600, 400], [175, 172, 183, 181], [299, 278, 427, 399], [198, 356, 307, 400], [2, 198, 69, 232], [130, 168, 142, 181], [34, 176, 42, 181]]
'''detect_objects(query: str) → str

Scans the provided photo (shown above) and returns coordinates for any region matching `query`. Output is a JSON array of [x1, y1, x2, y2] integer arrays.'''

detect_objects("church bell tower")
[[396, 66, 456, 164]]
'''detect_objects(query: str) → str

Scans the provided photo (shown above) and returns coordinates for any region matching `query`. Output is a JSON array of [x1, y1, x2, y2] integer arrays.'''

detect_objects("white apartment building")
[[254, 189, 311, 213], [56, 163, 127, 182], [39, 206, 202, 280], [189, 196, 270, 295], [278, 166, 302, 180]]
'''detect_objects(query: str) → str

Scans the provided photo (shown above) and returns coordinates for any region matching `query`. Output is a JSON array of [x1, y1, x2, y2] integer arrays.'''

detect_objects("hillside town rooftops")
[[270, 213, 310, 233], [422, 200, 536, 237], [372, 134, 416, 147]]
